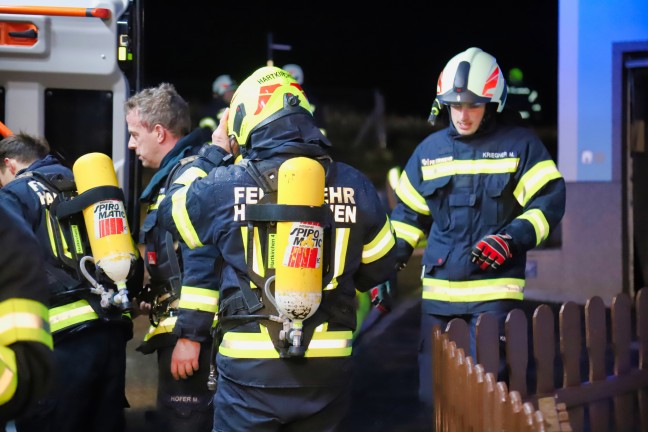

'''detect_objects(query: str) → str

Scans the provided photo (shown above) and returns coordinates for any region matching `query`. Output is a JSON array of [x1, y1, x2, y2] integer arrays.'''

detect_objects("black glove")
[[471, 233, 513, 270], [198, 143, 233, 168], [370, 281, 392, 313]]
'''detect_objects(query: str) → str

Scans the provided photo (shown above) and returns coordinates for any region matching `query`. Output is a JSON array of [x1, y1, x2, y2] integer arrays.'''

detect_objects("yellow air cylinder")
[[274, 157, 325, 322], [72, 153, 135, 298]]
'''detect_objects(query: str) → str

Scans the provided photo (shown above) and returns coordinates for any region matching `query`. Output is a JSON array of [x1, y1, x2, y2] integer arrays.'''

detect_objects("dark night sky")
[[141, 2, 558, 122]]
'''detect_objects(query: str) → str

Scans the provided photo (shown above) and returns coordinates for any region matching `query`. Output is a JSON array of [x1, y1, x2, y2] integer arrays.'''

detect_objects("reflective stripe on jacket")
[[219, 324, 352, 359], [0, 298, 52, 405], [49, 299, 98, 333]]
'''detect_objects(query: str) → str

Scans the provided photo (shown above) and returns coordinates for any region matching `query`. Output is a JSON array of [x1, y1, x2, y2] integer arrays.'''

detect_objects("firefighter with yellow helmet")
[[157, 66, 396, 430]]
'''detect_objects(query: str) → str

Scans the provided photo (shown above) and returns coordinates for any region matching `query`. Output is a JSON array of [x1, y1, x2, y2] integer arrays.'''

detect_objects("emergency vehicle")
[[0, 0, 142, 228]]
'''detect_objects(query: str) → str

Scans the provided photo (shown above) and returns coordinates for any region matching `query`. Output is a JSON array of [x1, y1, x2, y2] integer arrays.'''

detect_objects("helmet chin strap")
[[478, 104, 499, 130]]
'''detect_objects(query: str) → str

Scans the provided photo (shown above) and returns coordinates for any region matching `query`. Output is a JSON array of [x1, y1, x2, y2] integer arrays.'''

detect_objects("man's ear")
[[3, 157, 17, 175], [154, 124, 166, 143]]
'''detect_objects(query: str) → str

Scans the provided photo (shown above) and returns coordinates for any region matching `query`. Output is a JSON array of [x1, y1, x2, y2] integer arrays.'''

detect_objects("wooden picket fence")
[[433, 287, 648, 431]]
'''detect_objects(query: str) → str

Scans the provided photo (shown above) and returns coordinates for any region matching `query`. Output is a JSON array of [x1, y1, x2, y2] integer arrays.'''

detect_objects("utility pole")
[[266, 32, 291, 66]]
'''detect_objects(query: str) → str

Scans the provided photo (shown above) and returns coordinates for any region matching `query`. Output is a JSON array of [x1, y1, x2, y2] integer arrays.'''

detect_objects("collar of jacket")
[[447, 111, 499, 141], [140, 128, 210, 202], [18, 155, 64, 176], [244, 113, 331, 160]]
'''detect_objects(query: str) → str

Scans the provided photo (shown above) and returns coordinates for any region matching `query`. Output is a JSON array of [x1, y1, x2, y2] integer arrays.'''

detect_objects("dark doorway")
[[615, 42, 648, 296]]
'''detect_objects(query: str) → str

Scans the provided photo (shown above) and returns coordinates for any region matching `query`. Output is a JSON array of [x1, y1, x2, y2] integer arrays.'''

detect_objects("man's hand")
[[211, 108, 239, 157], [171, 338, 201, 380], [128, 299, 151, 318], [471, 233, 513, 270], [138, 301, 152, 314]]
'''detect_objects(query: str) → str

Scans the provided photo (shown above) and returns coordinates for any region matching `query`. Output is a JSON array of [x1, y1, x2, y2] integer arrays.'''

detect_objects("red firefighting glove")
[[471, 233, 513, 271], [370, 281, 392, 313]]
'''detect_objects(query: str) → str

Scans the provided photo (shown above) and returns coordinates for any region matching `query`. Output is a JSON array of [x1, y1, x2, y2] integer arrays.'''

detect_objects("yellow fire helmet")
[[227, 66, 313, 147]]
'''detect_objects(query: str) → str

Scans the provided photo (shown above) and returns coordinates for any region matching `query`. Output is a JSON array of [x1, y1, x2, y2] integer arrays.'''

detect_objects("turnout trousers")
[[16, 325, 129, 432], [151, 341, 214, 432], [213, 375, 351, 432]]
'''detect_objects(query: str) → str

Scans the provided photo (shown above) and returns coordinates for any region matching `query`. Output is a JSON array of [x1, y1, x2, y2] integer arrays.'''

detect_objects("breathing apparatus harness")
[[139, 155, 199, 327], [18, 170, 132, 310], [208, 155, 336, 389]]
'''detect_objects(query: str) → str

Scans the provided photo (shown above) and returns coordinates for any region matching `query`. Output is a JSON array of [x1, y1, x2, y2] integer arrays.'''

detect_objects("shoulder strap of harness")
[[163, 154, 200, 289], [16, 171, 90, 294], [140, 155, 199, 323], [164, 154, 199, 191]]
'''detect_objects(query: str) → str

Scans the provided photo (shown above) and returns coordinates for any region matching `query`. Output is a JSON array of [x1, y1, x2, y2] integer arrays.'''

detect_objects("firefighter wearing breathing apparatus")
[[157, 66, 397, 431], [0, 133, 141, 432], [390, 47, 566, 411], [124, 83, 218, 432]]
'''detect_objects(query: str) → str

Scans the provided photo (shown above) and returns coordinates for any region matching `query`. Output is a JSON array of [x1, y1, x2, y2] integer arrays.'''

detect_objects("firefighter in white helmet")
[[198, 74, 238, 131], [156, 65, 396, 431], [282, 63, 304, 85], [390, 47, 566, 415], [282, 63, 327, 136], [0, 133, 141, 431]]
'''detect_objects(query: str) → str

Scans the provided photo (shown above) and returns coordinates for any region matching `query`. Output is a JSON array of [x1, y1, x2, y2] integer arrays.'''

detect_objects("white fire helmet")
[[436, 47, 507, 112], [212, 74, 238, 96], [282, 64, 304, 85]]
